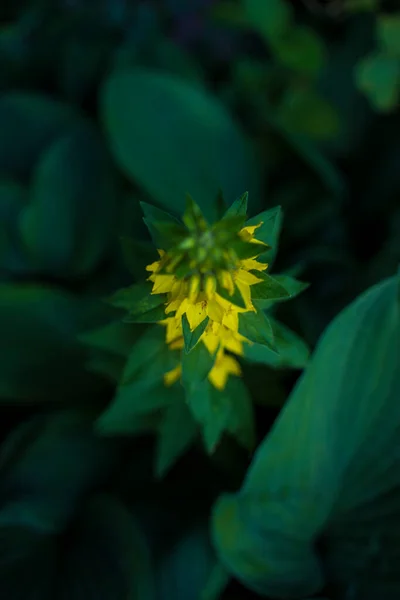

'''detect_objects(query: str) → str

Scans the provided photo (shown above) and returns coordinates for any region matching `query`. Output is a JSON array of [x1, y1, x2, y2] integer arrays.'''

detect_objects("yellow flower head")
[[146, 198, 269, 390]]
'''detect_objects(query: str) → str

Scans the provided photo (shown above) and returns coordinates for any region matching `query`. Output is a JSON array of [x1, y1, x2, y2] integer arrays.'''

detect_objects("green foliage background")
[[0, 0, 399, 598]]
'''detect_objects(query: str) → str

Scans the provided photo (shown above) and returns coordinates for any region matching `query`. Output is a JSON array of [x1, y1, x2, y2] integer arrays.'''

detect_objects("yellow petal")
[[207, 297, 225, 323], [208, 351, 241, 390], [146, 259, 161, 273], [151, 274, 176, 294], [205, 275, 216, 299], [236, 268, 263, 286], [157, 249, 165, 257], [239, 222, 262, 241], [235, 280, 254, 311], [189, 274, 200, 303], [160, 317, 183, 344], [165, 294, 185, 314], [240, 258, 268, 272], [164, 364, 182, 386], [202, 328, 220, 355], [218, 270, 235, 295], [186, 300, 208, 330]]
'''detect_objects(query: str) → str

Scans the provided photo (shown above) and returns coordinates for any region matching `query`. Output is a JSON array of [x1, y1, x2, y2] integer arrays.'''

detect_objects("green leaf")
[[19, 122, 118, 276], [149, 220, 188, 248], [223, 191, 248, 218], [182, 342, 215, 389], [187, 380, 232, 453], [378, 15, 400, 58], [156, 399, 198, 477], [101, 68, 261, 220], [0, 411, 117, 532], [246, 206, 283, 266], [224, 378, 256, 451], [277, 87, 341, 141], [79, 321, 145, 359], [0, 285, 102, 401], [243, 316, 309, 369], [0, 93, 81, 181], [182, 194, 208, 231], [119, 237, 158, 280], [217, 283, 247, 309], [250, 272, 291, 301], [96, 382, 177, 435], [182, 314, 210, 354], [107, 282, 157, 311], [121, 325, 172, 384], [124, 304, 167, 324], [140, 201, 183, 247], [239, 310, 275, 349], [254, 275, 309, 309], [212, 275, 400, 598], [356, 52, 400, 112], [271, 26, 326, 76], [230, 239, 267, 260], [244, 0, 292, 42]]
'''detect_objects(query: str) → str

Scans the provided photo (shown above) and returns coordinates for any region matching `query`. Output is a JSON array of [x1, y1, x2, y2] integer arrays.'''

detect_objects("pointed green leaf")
[[79, 321, 144, 359], [182, 314, 210, 354], [182, 194, 208, 231], [254, 275, 309, 309], [156, 397, 198, 477], [246, 206, 283, 266], [250, 272, 291, 301], [217, 284, 247, 309], [223, 191, 248, 218], [107, 281, 162, 313], [187, 380, 232, 454], [124, 304, 167, 324], [230, 239, 267, 260], [182, 341, 215, 388], [243, 317, 309, 369], [140, 201, 180, 226], [239, 310, 275, 349]]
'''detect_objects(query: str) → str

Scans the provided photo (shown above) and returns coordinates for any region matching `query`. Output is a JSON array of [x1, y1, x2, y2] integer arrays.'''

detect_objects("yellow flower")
[[147, 220, 268, 390]]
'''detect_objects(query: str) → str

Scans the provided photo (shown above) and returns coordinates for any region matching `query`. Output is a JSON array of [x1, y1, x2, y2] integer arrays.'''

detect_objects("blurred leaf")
[[0, 284, 103, 401], [19, 122, 118, 276], [124, 304, 168, 324], [224, 378, 256, 451], [156, 525, 216, 600], [101, 68, 261, 220], [107, 282, 161, 312], [156, 399, 198, 477], [0, 494, 154, 599], [182, 314, 210, 354], [80, 320, 144, 359], [356, 52, 400, 111], [271, 26, 326, 76], [0, 411, 116, 532], [212, 275, 400, 598], [223, 191, 248, 218], [244, 0, 292, 42], [378, 15, 400, 58], [0, 93, 81, 181], [120, 237, 158, 281], [278, 87, 341, 140]]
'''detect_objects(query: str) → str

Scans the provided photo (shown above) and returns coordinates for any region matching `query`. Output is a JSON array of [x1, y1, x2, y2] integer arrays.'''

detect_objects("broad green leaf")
[[217, 284, 247, 309], [378, 15, 400, 58], [246, 206, 282, 266], [182, 314, 210, 354], [223, 191, 248, 218], [182, 341, 216, 388], [213, 275, 400, 598], [356, 52, 400, 112], [271, 26, 326, 76], [0, 179, 31, 276], [0, 411, 117, 532], [140, 201, 182, 247], [0, 494, 154, 600], [19, 122, 118, 276], [244, 0, 292, 42], [101, 69, 261, 220], [79, 321, 145, 359], [156, 398, 198, 477], [0, 93, 80, 181], [0, 285, 103, 401], [121, 325, 167, 384], [250, 272, 291, 301], [231, 239, 267, 261], [254, 275, 309, 309], [243, 316, 309, 369]]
